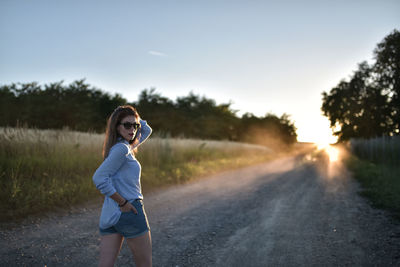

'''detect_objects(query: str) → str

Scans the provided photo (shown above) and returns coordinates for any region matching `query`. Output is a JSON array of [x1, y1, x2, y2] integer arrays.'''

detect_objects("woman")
[[93, 105, 152, 267]]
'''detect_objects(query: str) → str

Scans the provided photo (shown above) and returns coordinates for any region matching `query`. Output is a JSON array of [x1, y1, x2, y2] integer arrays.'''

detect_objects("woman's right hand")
[[120, 201, 138, 214]]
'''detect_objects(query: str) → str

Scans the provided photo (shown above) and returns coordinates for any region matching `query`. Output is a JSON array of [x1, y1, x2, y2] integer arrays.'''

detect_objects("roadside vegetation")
[[0, 127, 278, 222], [320, 29, 400, 220], [346, 137, 400, 220], [0, 81, 297, 149]]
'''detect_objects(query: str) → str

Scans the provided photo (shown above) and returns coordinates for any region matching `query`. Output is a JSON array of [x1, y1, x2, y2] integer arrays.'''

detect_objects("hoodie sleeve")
[[92, 143, 128, 197], [133, 119, 152, 148]]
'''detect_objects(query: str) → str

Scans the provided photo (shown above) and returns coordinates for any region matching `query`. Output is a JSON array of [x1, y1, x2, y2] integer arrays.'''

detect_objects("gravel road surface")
[[1, 149, 399, 266]]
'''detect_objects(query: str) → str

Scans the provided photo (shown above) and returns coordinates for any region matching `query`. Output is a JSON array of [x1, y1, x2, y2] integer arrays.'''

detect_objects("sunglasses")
[[119, 122, 140, 130]]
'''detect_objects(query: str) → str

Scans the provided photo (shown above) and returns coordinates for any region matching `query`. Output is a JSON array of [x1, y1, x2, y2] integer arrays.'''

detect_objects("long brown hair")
[[102, 105, 140, 159]]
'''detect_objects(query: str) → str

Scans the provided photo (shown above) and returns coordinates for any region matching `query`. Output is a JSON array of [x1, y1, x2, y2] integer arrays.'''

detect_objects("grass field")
[[0, 127, 276, 222], [347, 136, 400, 220]]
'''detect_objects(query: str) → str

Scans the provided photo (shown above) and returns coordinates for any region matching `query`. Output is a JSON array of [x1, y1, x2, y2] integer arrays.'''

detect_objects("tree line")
[[321, 29, 400, 142], [0, 81, 297, 149]]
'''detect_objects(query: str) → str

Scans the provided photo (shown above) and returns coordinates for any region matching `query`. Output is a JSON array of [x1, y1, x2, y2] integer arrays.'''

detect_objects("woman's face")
[[117, 115, 139, 142]]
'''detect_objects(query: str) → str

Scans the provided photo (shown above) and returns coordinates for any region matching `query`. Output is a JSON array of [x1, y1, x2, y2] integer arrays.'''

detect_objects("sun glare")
[[316, 143, 328, 151], [325, 146, 339, 162], [316, 142, 340, 162]]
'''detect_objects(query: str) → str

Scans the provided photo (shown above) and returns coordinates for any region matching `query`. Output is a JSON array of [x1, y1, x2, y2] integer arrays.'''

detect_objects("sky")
[[1, 0, 399, 143]]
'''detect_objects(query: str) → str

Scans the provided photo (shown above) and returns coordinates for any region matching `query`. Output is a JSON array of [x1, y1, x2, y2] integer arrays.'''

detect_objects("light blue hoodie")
[[93, 119, 152, 229]]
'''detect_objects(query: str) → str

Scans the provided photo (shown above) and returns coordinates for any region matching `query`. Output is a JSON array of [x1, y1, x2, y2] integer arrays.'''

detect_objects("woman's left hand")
[[120, 202, 138, 214]]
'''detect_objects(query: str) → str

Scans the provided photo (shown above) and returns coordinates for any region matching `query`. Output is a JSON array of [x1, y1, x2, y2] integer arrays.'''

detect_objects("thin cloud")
[[148, 50, 168, 57]]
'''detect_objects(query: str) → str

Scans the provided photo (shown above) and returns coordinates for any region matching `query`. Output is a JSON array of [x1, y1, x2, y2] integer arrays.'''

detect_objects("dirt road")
[[1, 149, 399, 266]]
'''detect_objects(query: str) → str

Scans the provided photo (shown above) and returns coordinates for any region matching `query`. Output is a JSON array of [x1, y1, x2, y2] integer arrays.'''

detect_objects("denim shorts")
[[99, 199, 150, 239]]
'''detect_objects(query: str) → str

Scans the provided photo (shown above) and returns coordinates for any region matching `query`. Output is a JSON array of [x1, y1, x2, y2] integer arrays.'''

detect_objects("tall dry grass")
[[0, 127, 273, 222]]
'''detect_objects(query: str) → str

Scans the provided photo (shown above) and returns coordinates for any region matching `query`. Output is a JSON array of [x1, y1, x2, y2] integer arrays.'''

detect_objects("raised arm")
[[133, 119, 152, 148]]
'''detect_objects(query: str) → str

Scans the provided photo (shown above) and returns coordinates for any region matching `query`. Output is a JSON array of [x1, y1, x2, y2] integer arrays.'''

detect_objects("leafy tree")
[[0, 85, 18, 126], [0, 81, 297, 147], [322, 29, 399, 141], [174, 92, 239, 140], [0, 79, 126, 132], [374, 29, 400, 134], [240, 112, 297, 149], [134, 88, 178, 136]]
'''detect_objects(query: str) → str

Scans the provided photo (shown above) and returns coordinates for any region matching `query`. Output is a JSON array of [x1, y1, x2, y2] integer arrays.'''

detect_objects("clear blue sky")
[[1, 0, 399, 143]]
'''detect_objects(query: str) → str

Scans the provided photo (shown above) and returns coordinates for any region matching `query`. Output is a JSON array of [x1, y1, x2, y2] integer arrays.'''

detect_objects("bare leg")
[[126, 231, 152, 267], [99, 233, 124, 267]]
